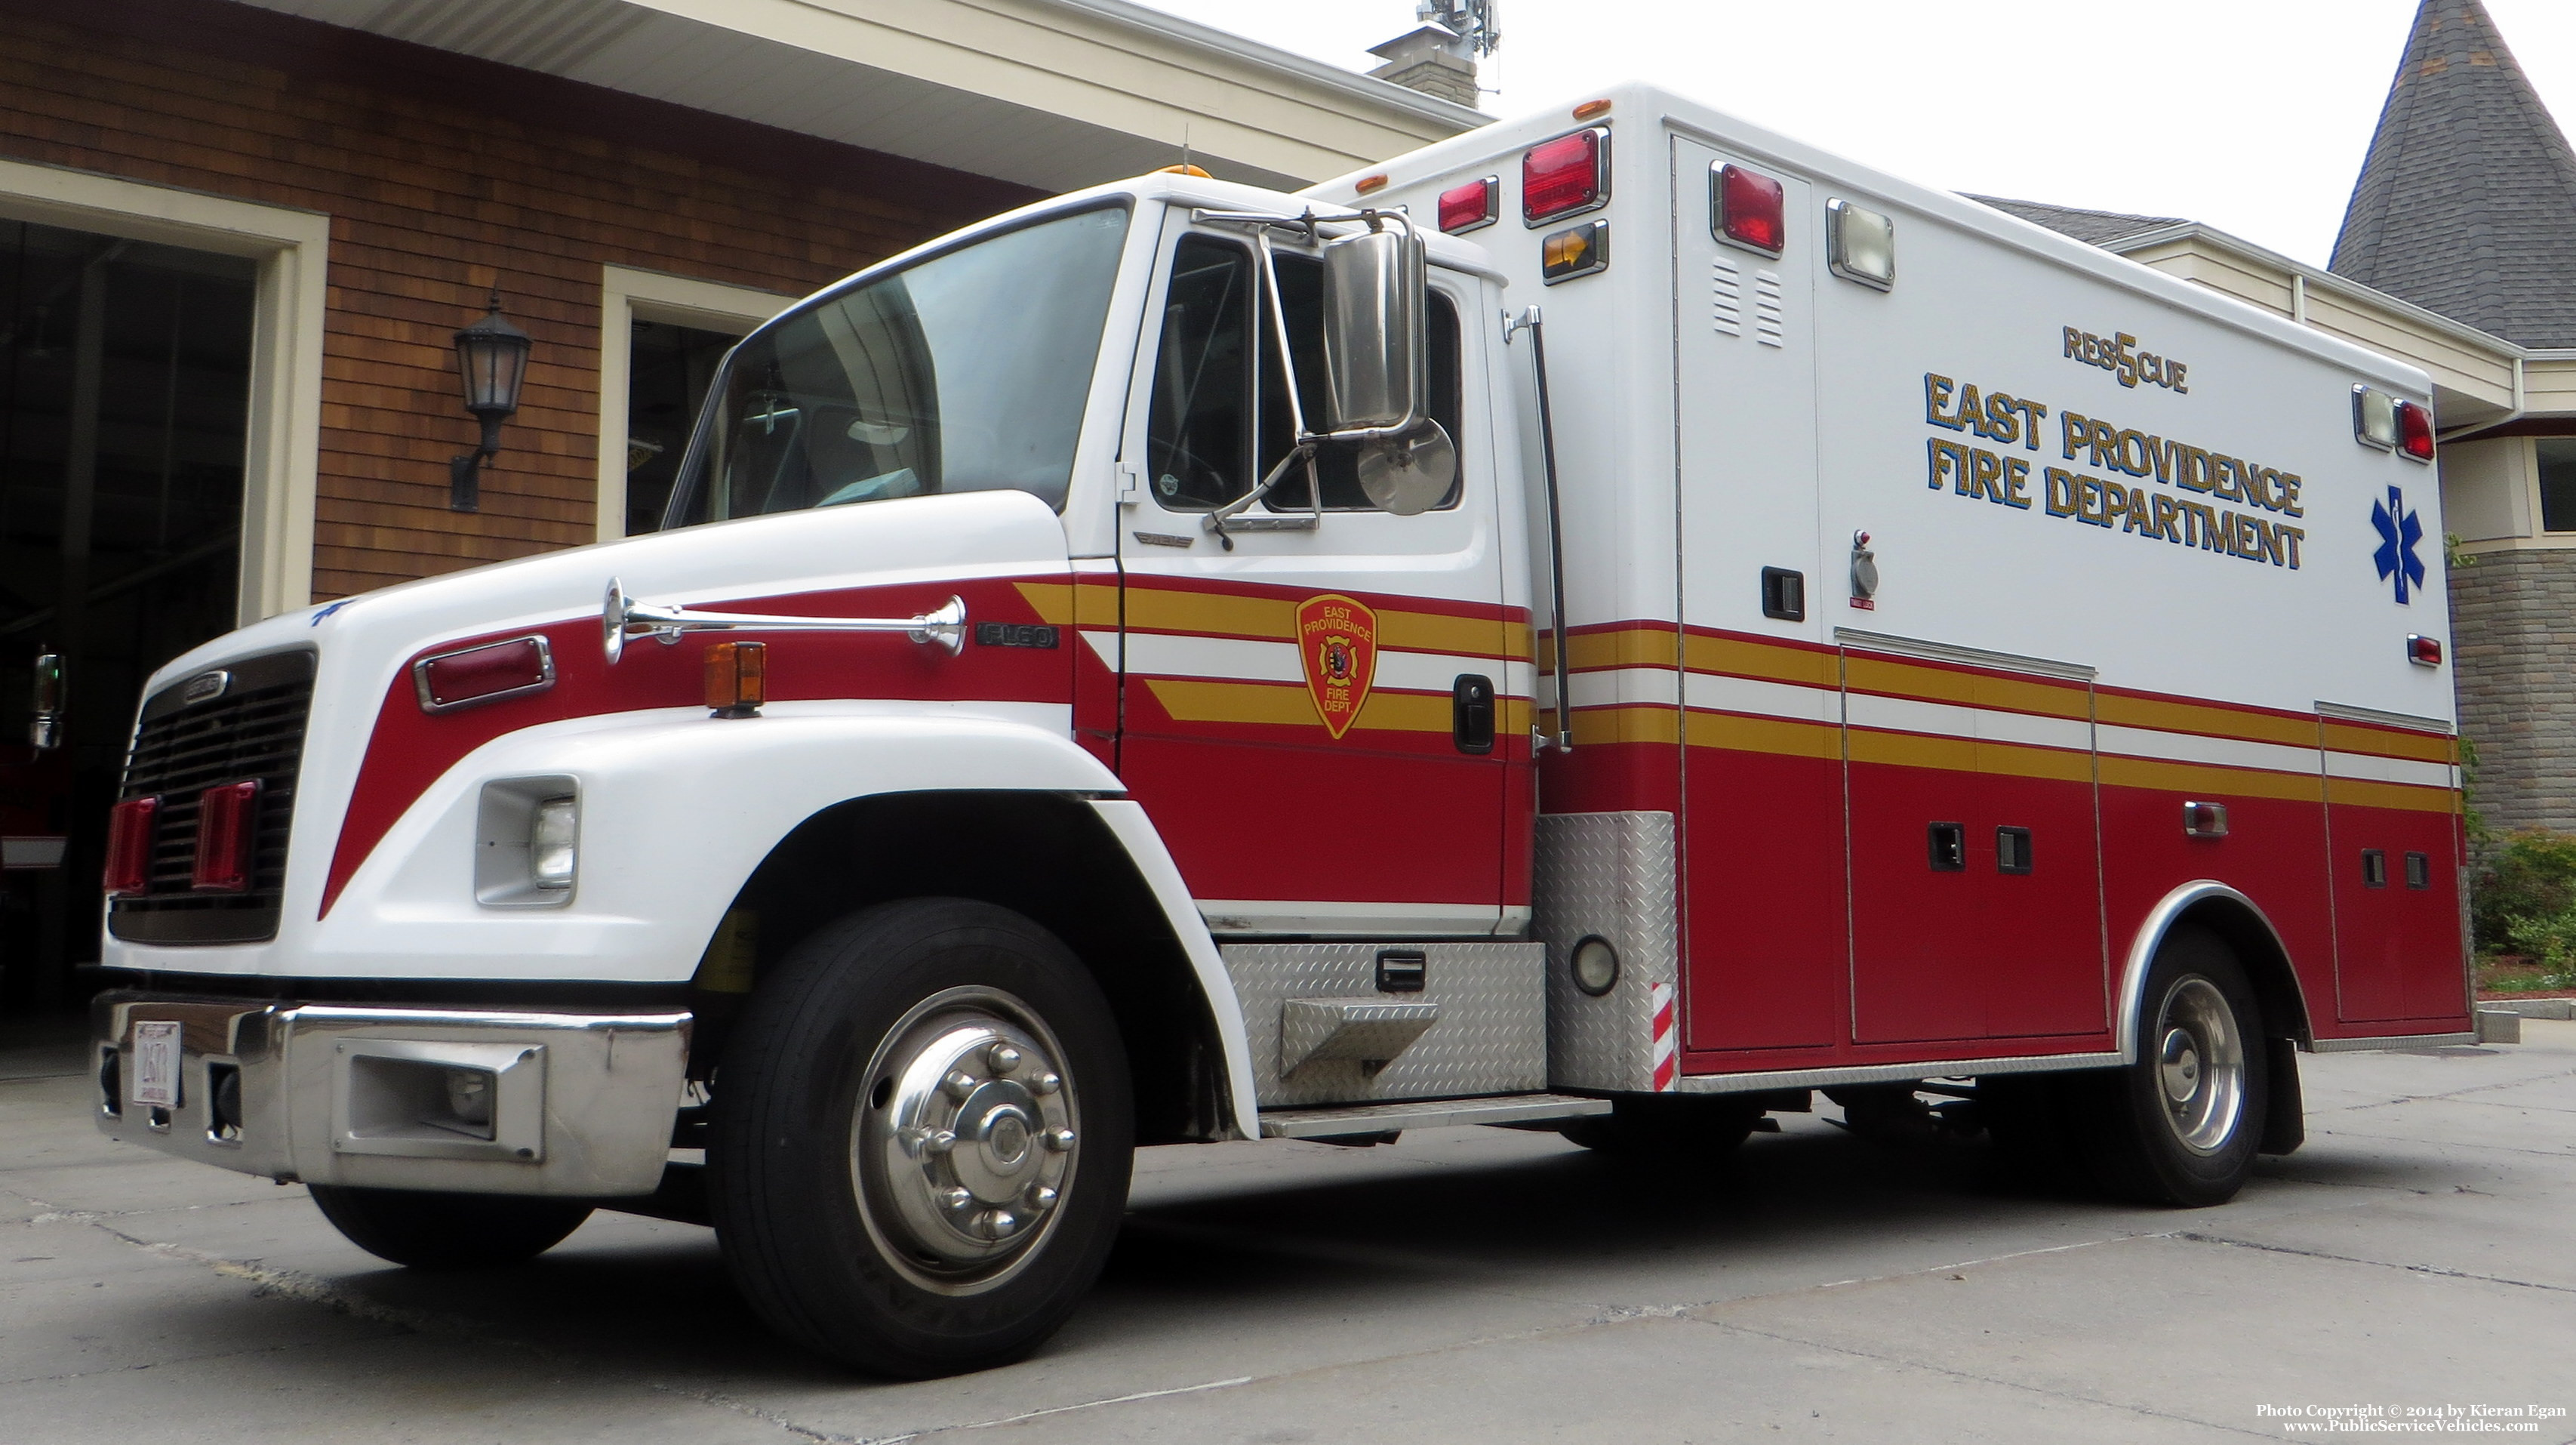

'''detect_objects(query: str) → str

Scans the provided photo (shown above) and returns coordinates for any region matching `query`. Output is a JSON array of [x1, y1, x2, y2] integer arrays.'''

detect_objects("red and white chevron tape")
[[1649, 981, 1678, 1092]]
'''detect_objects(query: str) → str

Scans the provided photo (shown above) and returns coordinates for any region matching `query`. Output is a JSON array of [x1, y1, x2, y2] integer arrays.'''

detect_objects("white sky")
[[1129, 1, 2576, 267]]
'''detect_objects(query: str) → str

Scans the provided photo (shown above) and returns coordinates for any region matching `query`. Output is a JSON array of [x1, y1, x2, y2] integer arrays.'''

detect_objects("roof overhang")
[[2096, 221, 2549, 433], [229, 0, 1486, 193]]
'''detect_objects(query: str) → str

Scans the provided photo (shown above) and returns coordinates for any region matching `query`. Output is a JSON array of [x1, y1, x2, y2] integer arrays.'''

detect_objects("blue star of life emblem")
[[2371, 485, 2426, 605]]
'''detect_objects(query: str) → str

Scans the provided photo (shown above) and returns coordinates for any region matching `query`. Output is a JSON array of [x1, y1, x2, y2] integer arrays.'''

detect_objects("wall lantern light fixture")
[[448, 288, 532, 512]]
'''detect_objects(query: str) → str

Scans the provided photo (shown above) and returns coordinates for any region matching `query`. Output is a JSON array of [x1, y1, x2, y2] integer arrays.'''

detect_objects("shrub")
[[2470, 828, 2576, 975]]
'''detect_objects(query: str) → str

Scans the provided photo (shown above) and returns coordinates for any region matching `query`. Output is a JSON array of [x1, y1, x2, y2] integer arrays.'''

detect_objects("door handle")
[[1452, 673, 1495, 755]]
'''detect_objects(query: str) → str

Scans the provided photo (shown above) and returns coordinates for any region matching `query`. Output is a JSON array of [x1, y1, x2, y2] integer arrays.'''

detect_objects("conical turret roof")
[[2331, 0, 2576, 347]]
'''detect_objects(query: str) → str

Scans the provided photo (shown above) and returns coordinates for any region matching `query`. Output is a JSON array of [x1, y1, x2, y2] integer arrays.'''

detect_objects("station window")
[[2538, 438, 2576, 532]]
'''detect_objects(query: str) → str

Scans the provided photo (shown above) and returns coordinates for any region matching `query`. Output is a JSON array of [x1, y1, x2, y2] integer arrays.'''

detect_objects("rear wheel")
[[709, 898, 1132, 1378], [2080, 926, 2269, 1207], [307, 1185, 592, 1269]]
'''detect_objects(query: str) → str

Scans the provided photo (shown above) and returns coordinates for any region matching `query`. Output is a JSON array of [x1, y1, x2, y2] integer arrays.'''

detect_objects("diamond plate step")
[[1257, 1092, 1611, 1139]]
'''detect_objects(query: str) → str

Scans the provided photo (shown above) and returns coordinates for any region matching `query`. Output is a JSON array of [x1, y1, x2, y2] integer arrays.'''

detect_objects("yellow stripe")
[[2095, 692, 2317, 747], [1012, 581, 1119, 627], [2322, 721, 2457, 765], [1848, 729, 2096, 784], [1143, 678, 1312, 726], [1125, 588, 1292, 639], [2097, 753, 2325, 803], [1570, 704, 1680, 745], [1122, 586, 1524, 659], [1378, 610, 1528, 658], [1842, 655, 2091, 720], [2326, 775, 2463, 815], [1141, 678, 1457, 734], [1681, 634, 1839, 688], [1684, 709, 1840, 760], [1550, 628, 1681, 671]]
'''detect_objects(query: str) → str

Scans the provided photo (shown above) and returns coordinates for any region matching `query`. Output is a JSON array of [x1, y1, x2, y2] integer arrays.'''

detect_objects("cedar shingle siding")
[[0, 0, 1036, 599]]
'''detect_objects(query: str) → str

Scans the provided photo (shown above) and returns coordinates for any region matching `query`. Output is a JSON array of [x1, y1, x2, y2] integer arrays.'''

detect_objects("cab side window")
[[1145, 236, 1257, 510], [1144, 233, 1464, 513]]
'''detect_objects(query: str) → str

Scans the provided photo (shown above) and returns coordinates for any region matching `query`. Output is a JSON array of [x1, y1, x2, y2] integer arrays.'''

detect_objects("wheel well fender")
[[702, 790, 1249, 1144], [2114, 882, 2312, 1058]]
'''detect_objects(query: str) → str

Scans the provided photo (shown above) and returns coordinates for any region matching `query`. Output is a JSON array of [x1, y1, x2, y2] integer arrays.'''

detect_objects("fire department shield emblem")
[[1295, 594, 1377, 739]]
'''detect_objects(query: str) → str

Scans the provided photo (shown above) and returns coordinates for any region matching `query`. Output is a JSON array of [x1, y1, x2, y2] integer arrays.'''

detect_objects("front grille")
[[109, 649, 317, 945]]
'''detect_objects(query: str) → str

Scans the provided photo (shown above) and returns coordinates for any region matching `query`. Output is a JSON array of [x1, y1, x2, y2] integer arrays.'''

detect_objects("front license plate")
[[131, 1020, 181, 1109]]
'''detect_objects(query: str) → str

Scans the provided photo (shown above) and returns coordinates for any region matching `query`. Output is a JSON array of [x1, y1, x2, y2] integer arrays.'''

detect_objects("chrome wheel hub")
[[2153, 978, 2245, 1155], [851, 988, 1077, 1293]]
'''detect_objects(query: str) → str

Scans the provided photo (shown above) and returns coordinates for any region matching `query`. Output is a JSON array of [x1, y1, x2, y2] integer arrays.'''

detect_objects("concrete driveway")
[[3, 1018, 2570, 1443]]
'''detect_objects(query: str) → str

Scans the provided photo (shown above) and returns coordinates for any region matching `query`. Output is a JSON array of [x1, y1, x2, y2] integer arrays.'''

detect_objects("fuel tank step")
[[1257, 1093, 1611, 1140]]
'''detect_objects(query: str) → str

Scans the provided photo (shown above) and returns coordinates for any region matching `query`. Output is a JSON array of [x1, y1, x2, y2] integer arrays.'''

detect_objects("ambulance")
[[88, 83, 2468, 1376]]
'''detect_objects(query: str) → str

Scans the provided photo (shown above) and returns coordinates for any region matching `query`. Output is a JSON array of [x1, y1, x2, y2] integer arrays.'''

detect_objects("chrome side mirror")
[[1322, 221, 1453, 515], [29, 651, 63, 751], [1320, 223, 1427, 433]]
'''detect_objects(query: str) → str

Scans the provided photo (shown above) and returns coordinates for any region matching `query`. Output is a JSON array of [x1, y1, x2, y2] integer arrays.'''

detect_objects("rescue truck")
[[88, 83, 2470, 1377]]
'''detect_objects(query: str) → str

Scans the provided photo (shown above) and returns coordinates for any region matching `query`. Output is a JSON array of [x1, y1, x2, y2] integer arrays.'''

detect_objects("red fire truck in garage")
[[89, 82, 2468, 1376]]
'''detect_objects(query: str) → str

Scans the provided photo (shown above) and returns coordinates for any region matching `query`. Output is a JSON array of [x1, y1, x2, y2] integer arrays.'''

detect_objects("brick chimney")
[[1368, 26, 1478, 108]]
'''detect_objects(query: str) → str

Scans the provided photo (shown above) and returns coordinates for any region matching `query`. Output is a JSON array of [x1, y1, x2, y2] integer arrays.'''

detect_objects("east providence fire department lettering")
[[1923, 371, 2311, 568], [88, 82, 2467, 1380]]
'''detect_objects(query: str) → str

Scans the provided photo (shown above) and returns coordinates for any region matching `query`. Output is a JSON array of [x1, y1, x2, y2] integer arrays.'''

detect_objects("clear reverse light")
[[1827, 199, 1895, 290]]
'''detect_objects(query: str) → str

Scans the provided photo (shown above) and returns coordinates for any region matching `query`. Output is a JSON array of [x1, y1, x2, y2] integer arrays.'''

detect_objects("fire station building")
[[1984, 0, 2576, 838], [0, 0, 1478, 1004]]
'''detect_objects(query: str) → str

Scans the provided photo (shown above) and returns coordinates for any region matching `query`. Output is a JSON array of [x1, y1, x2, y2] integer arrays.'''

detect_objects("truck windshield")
[[667, 204, 1128, 526]]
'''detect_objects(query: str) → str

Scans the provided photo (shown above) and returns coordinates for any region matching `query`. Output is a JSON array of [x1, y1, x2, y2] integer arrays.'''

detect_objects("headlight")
[[531, 796, 578, 890], [474, 776, 580, 907]]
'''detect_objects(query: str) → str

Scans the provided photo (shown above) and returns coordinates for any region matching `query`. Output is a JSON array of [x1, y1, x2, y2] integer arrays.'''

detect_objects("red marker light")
[[2407, 634, 2443, 668], [414, 636, 555, 713], [104, 797, 159, 897], [1439, 176, 1498, 235], [192, 781, 262, 893], [2394, 399, 2435, 461], [1524, 128, 1608, 225], [1716, 164, 1785, 254]]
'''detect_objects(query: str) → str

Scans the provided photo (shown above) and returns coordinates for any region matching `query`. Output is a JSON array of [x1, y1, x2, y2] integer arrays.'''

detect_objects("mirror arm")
[[1199, 228, 1325, 550]]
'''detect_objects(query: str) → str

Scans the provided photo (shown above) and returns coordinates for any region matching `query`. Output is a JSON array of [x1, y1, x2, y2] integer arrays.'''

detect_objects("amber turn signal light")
[[705, 640, 767, 718]]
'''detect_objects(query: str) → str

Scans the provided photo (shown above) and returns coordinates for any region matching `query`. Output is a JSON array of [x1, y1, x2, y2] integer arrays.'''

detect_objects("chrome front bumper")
[[91, 993, 690, 1197]]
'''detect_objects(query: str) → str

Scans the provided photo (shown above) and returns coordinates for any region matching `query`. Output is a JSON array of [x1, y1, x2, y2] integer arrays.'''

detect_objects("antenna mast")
[[1415, 0, 1499, 60]]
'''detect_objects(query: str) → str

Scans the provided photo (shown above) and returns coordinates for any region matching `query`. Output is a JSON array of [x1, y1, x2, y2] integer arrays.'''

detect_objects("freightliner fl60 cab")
[[90, 84, 2470, 1376]]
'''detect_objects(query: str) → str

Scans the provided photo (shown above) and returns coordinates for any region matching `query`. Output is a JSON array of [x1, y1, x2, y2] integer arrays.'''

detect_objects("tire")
[[2079, 926, 2270, 1207], [1560, 1094, 1761, 1163], [306, 1185, 592, 1269], [708, 898, 1133, 1378]]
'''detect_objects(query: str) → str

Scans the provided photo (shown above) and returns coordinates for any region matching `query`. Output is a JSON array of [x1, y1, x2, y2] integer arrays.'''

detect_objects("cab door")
[[1109, 218, 1520, 935]]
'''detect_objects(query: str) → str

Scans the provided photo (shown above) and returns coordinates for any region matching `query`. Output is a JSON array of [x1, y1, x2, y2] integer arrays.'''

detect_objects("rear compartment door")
[[1670, 134, 1848, 1054], [2320, 710, 2469, 1024], [1842, 640, 2109, 1045]]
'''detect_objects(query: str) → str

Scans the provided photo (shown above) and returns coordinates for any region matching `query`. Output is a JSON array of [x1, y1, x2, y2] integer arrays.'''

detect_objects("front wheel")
[[709, 898, 1133, 1378], [2080, 926, 2269, 1207]]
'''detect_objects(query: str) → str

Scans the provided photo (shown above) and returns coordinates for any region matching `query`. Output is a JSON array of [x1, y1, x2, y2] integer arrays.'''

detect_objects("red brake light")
[[414, 635, 556, 713], [1439, 176, 1498, 235], [1716, 164, 1785, 255], [2408, 634, 2443, 667], [192, 781, 261, 893], [2394, 399, 2435, 461], [104, 797, 159, 897], [1523, 128, 1608, 225]]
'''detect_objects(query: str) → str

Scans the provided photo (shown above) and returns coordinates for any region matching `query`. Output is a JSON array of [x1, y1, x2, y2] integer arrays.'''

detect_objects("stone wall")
[[2449, 547, 2576, 832]]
